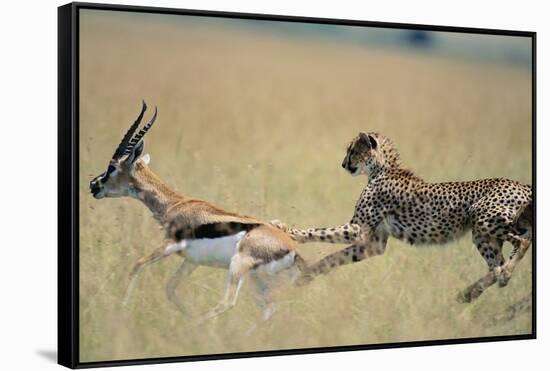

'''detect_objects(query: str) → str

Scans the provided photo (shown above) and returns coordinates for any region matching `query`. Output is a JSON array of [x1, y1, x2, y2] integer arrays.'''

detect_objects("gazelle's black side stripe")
[[173, 222, 261, 241]]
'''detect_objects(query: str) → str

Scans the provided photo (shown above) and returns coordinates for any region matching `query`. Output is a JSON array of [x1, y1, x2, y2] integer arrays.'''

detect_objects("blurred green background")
[[79, 10, 532, 362]]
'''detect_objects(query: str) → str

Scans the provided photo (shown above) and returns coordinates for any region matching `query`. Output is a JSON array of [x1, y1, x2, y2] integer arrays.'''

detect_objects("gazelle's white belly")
[[256, 251, 296, 275], [253, 251, 300, 284], [165, 231, 246, 268]]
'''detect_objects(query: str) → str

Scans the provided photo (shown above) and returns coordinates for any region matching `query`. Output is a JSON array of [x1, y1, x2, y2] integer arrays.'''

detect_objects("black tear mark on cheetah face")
[[341, 132, 378, 176]]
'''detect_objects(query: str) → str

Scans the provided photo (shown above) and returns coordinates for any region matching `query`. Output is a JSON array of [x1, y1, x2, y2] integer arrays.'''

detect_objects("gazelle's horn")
[[124, 106, 158, 155], [112, 100, 147, 159]]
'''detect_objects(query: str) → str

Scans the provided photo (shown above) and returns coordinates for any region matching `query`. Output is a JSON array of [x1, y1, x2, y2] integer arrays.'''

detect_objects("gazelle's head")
[[90, 101, 157, 199]]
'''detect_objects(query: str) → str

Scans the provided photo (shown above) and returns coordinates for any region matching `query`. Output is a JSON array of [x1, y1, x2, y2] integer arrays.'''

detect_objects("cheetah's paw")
[[495, 266, 512, 287], [269, 219, 289, 232]]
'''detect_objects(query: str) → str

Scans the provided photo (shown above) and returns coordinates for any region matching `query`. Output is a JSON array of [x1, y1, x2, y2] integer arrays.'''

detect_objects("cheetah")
[[272, 132, 532, 303]]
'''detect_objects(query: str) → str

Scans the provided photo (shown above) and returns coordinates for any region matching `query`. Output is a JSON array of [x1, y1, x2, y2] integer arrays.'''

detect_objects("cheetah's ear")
[[358, 132, 378, 150]]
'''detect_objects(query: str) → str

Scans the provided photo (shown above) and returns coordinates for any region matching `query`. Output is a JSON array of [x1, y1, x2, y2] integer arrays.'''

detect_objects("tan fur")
[[127, 163, 303, 322], [90, 104, 305, 325]]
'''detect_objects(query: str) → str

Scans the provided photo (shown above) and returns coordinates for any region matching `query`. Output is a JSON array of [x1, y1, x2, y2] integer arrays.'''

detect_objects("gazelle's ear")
[[140, 153, 151, 165], [125, 140, 144, 165]]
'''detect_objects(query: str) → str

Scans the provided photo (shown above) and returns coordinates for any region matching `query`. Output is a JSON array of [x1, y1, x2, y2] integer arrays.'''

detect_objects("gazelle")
[[90, 101, 306, 322]]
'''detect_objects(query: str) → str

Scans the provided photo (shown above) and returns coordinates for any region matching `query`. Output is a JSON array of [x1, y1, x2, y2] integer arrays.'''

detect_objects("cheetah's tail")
[[513, 200, 533, 228]]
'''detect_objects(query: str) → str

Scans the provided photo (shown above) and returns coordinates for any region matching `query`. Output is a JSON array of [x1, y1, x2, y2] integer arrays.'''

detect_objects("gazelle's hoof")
[[269, 219, 289, 232]]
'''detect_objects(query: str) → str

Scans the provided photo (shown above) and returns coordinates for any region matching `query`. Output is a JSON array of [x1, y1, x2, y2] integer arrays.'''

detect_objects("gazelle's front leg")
[[165, 259, 197, 315], [123, 242, 171, 306], [296, 232, 388, 285], [250, 273, 277, 321]]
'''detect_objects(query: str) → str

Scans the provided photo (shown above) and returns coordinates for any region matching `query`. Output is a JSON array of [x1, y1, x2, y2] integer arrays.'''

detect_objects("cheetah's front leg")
[[295, 232, 387, 285], [270, 220, 362, 244]]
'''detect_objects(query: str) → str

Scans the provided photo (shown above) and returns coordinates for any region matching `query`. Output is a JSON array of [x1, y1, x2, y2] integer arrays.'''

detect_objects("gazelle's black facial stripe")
[[90, 174, 103, 196], [99, 164, 117, 183], [90, 163, 118, 196]]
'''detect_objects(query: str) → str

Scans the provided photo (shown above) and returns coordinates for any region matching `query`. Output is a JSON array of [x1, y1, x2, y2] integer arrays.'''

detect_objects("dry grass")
[[78, 11, 532, 362]]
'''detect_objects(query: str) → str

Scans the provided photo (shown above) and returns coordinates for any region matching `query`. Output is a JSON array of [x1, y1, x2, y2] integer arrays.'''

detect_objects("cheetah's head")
[[342, 132, 379, 176], [342, 132, 401, 177]]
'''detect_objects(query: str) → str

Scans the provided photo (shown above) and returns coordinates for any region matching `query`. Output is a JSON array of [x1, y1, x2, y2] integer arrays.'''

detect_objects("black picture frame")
[[58, 2, 537, 368]]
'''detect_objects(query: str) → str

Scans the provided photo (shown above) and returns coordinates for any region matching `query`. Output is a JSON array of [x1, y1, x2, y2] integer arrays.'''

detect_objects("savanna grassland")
[[78, 11, 533, 362]]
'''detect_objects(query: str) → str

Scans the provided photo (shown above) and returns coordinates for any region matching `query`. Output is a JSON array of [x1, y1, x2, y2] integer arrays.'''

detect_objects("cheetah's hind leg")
[[495, 201, 533, 287], [457, 236, 504, 303], [457, 269, 498, 304], [495, 236, 531, 288], [457, 236, 531, 303]]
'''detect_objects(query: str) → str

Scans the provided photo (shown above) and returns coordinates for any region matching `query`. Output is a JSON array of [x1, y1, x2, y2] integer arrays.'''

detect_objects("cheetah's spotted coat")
[[273, 132, 532, 302]]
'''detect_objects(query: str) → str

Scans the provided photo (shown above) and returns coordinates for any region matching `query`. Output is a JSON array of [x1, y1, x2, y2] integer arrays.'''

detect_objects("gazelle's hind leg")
[[250, 272, 277, 321], [244, 272, 277, 335], [198, 253, 254, 323], [165, 260, 197, 315], [123, 244, 168, 306]]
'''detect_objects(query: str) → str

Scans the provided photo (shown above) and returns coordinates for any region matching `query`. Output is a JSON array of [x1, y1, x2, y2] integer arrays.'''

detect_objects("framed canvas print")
[[58, 2, 536, 368]]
